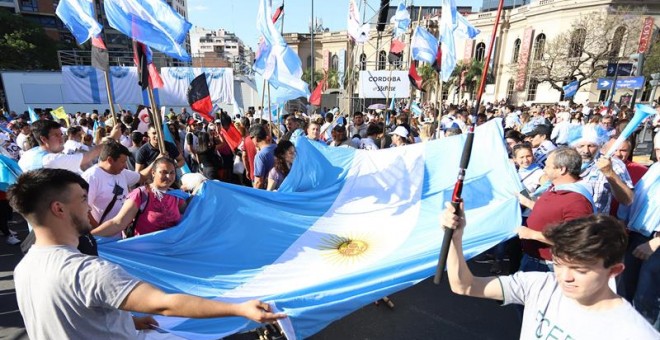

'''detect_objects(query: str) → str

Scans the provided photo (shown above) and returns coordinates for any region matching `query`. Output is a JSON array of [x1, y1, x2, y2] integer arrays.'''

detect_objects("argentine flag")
[[99, 120, 522, 339]]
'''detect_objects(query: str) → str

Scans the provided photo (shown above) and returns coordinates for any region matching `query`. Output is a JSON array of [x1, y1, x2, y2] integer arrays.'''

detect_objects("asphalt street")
[[1, 215, 520, 340]]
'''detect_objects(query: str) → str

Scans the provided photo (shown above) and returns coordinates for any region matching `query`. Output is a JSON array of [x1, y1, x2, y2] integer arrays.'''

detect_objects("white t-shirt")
[[63, 140, 89, 155], [82, 165, 140, 225], [16, 132, 29, 152], [43, 153, 84, 174], [500, 271, 659, 340], [14, 245, 140, 340]]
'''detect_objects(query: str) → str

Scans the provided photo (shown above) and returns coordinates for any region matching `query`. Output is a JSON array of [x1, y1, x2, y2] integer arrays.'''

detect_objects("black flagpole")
[[434, 0, 505, 285]]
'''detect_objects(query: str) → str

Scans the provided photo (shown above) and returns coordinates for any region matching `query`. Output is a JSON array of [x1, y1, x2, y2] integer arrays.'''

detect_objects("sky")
[[188, 0, 483, 50]]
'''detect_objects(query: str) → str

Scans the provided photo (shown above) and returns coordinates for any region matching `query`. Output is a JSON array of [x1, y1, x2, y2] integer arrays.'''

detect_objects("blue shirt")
[[254, 144, 276, 179]]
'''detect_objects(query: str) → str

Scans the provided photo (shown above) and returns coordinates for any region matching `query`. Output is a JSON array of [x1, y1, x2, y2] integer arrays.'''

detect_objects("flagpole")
[[407, 6, 424, 125], [90, 0, 117, 126], [102, 72, 118, 126], [433, 0, 505, 285], [381, 65, 394, 149], [267, 83, 273, 138], [147, 85, 167, 154]]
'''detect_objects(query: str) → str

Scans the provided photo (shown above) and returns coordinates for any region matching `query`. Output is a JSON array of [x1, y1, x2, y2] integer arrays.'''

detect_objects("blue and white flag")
[[390, 0, 411, 39], [55, 0, 103, 45], [439, 0, 480, 82], [618, 163, 659, 237], [0, 155, 22, 192], [411, 102, 423, 117], [99, 119, 521, 339], [411, 26, 439, 64], [104, 0, 192, 61], [562, 80, 579, 99], [253, 0, 309, 102], [28, 106, 39, 123]]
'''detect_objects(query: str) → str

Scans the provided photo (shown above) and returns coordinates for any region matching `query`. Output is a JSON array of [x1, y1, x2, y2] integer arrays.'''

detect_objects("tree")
[[448, 59, 491, 100], [417, 63, 439, 95], [518, 7, 644, 94], [0, 11, 70, 70], [302, 68, 324, 89], [642, 40, 660, 78]]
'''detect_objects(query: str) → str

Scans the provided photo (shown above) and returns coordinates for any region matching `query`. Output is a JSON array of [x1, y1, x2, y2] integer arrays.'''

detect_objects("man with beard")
[[569, 125, 633, 214], [10, 168, 286, 340]]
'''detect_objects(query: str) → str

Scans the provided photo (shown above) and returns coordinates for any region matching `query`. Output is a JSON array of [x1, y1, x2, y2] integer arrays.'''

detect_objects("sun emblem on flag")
[[319, 234, 371, 265]]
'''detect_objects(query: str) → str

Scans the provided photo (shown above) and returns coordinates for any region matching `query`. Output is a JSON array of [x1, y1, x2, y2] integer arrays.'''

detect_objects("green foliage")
[[643, 40, 660, 78], [302, 68, 325, 88], [0, 11, 63, 70]]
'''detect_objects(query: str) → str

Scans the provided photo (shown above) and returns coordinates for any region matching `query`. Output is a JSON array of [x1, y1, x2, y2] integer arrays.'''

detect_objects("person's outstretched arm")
[[442, 202, 504, 300]]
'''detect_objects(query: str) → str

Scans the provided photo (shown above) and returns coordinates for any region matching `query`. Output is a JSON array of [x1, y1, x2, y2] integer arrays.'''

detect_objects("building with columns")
[[284, 0, 659, 110]]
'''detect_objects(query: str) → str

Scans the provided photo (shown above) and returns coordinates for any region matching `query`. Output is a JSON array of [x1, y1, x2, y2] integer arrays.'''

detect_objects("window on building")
[[569, 28, 586, 58], [359, 53, 367, 70], [507, 79, 515, 100], [527, 79, 539, 101], [331, 54, 339, 71], [475, 42, 486, 62], [20, 0, 38, 12], [610, 26, 626, 59], [533, 34, 546, 61], [378, 50, 387, 70], [512, 39, 521, 63]]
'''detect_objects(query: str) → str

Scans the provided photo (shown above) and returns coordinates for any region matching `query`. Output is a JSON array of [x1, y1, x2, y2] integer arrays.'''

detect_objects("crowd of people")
[[1, 97, 659, 338]]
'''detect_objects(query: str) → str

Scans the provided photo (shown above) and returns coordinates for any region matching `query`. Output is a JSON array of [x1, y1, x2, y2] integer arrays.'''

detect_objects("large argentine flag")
[[99, 120, 522, 339]]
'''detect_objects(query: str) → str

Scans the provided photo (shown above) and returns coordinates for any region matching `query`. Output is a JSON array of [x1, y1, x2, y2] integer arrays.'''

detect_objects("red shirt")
[[244, 136, 257, 181], [522, 188, 593, 260], [610, 161, 648, 217]]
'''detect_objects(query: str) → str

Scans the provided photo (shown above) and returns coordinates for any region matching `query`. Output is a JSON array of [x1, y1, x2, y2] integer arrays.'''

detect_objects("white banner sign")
[[359, 70, 410, 99]]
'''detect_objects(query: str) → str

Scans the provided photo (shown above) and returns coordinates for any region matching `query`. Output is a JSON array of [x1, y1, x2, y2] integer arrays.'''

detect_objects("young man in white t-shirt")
[[82, 142, 147, 231], [442, 205, 659, 339]]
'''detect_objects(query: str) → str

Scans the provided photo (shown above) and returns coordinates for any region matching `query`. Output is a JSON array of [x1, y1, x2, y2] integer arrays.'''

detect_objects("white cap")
[[388, 126, 409, 138]]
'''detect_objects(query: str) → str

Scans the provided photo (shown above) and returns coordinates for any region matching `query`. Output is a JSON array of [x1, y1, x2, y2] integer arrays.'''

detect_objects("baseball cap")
[[388, 126, 409, 138], [524, 124, 551, 137]]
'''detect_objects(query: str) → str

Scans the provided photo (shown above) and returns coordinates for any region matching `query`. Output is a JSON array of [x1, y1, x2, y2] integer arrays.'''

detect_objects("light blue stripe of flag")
[[104, 0, 192, 61], [162, 119, 191, 174], [617, 163, 660, 237], [0, 155, 22, 192], [55, 0, 102, 45], [411, 26, 438, 64], [99, 119, 521, 339], [28, 107, 39, 123], [411, 102, 423, 117]]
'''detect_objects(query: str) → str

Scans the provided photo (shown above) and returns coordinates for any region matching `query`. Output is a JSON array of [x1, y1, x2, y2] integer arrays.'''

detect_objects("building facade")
[[284, 0, 659, 110], [460, 0, 660, 105], [189, 27, 255, 71]]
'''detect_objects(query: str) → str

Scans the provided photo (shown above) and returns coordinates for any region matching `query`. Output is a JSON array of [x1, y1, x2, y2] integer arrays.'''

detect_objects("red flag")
[[272, 4, 284, 23], [309, 78, 326, 106], [409, 61, 425, 92], [187, 73, 214, 122], [388, 38, 405, 65], [218, 111, 242, 151]]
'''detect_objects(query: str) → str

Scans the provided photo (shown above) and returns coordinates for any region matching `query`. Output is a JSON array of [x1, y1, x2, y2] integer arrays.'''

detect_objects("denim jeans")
[[617, 231, 660, 331], [519, 253, 554, 273]]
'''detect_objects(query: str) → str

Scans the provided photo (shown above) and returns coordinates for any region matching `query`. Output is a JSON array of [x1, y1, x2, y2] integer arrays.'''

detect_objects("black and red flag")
[[133, 40, 164, 90], [272, 4, 284, 23], [91, 35, 109, 72], [408, 60, 424, 92], [187, 73, 215, 122], [218, 111, 242, 151]]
